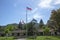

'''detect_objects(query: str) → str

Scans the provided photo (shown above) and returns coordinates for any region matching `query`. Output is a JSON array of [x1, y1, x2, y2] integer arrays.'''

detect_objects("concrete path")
[[15, 38, 26, 40]]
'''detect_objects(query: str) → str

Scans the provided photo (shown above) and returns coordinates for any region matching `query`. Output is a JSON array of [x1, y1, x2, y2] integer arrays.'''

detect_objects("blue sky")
[[0, 0, 60, 25]]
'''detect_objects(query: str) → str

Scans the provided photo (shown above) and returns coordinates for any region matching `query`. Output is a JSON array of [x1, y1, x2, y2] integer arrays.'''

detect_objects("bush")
[[44, 27, 50, 35]]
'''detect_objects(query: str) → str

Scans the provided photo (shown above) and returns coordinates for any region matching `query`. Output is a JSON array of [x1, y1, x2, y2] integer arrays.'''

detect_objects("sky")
[[0, 0, 60, 25]]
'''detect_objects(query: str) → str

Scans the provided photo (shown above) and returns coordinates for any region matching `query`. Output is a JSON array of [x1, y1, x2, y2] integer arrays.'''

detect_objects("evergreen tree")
[[39, 19, 44, 28], [18, 21, 22, 29]]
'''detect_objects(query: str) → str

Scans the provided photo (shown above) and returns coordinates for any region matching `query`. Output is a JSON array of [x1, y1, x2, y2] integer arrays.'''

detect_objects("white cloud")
[[27, 17, 32, 22], [38, 0, 53, 8], [28, 17, 31, 20], [28, 8, 38, 14], [33, 13, 43, 19], [31, 8, 38, 14], [27, 12, 44, 22], [54, 0, 60, 5]]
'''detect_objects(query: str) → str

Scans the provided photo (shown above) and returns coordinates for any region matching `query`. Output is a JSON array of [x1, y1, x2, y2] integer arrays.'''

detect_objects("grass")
[[0, 36, 60, 40], [27, 36, 60, 40], [0, 37, 14, 40]]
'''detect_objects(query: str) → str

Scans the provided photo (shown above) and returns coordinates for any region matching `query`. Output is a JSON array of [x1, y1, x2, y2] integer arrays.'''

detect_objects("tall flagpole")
[[26, 7, 32, 38], [26, 7, 28, 38]]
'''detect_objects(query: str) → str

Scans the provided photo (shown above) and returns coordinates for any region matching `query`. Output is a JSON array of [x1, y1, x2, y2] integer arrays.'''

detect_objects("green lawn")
[[27, 36, 60, 40], [0, 37, 14, 40], [0, 36, 60, 40]]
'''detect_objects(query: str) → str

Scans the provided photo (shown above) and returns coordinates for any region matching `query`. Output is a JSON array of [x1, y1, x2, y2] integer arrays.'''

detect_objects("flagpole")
[[26, 7, 28, 38], [26, 7, 32, 38]]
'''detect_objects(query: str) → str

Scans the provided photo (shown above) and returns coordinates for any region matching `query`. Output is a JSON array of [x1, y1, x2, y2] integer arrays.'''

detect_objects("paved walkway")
[[15, 38, 26, 40]]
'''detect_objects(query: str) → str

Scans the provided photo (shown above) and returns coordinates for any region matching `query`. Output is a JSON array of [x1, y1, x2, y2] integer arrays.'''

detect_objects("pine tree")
[[39, 19, 44, 28], [18, 21, 22, 29]]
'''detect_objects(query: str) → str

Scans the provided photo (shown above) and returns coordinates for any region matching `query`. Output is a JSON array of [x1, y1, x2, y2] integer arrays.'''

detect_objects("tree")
[[47, 20, 57, 30], [31, 19, 37, 24], [0, 26, 6, 31], [44, 26, 50, 35], [0, 26, 2, 31], [50, 8, 60, 32], [27, 22, 33, 36], [39, 19, 44, 28], [27, 19, 37, 36], [4, 24, 15, 36], [18, 21, 23, 30]]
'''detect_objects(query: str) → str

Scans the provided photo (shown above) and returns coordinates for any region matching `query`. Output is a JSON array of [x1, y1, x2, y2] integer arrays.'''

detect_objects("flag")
[[26, 7, 32, 10]]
